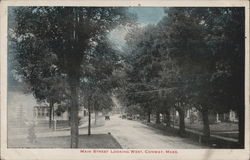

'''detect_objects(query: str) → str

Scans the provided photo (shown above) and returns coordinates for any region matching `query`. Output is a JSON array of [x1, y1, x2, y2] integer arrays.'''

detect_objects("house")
[[8, 88, 87, 128], [8, 90, 42, 127], [185, 107, 238, 124]]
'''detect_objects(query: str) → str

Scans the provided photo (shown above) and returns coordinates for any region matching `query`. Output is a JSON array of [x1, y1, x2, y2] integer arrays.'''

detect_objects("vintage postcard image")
[[1, 0, 249, 160]]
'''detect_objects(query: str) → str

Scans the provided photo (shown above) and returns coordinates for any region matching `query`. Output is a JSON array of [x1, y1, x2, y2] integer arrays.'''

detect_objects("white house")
[[8, 89, 87, 128]]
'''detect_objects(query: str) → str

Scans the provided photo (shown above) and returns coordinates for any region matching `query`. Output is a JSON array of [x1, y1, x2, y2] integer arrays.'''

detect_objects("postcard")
[[0, 0, 249, 160]]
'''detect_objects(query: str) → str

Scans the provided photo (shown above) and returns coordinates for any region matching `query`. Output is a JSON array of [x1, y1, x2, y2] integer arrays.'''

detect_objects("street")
[[8, 114, 208, 148], [8, 112, 208, 149], [84, 114, 207, 149]]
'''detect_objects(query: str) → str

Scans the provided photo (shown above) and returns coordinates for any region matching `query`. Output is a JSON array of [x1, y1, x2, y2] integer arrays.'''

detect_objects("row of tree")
[[120, 7, 244, 147], [9, 7, 135, 148], [9, 7, 245, 148]]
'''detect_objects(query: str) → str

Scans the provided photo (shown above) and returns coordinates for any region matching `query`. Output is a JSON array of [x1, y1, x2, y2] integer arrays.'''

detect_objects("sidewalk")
[[8, 134, 122, 148], [8, 116, 105, 140]]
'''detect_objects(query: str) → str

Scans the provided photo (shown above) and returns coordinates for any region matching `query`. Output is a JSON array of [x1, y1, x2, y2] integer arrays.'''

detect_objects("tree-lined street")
[[8, 114, 207, 149], [8, 7, 245, 149], [94, 115, 207, 149]]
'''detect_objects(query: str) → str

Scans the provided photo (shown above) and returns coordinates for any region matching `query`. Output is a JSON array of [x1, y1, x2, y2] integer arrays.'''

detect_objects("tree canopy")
[[11, 6, 135, 148]]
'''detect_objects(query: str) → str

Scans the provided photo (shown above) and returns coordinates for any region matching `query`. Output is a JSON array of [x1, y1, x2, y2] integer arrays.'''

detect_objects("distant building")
[[185, 107, 238, 124], [8, 89, 87, 128], [8, 90, 42, 127]]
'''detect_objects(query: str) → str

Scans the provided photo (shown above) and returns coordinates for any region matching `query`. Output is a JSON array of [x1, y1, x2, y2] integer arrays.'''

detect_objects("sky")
[[108, 7, 165, 52]]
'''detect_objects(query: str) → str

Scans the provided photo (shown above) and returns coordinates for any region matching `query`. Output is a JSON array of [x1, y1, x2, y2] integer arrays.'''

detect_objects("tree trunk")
[[88, 106, 91, 135], [49, 101, 53, 128], [172, 108, 175, 128], [176, 106, 185, 136], [52, 102, 55, 120], [237, 107, 244, 148], [201, 108, 210, 143], [69, 79, 79, 148], [165, 110, 171, 127], [94, 111, 98, 125], [68, 8, 83, 148], [156, 112, 160, 124], [67, 106, 70, 126], [147, 111, 151, 123]]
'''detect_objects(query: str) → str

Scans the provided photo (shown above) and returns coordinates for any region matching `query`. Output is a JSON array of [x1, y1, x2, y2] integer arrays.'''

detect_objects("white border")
[[1, 1, 249, 160]]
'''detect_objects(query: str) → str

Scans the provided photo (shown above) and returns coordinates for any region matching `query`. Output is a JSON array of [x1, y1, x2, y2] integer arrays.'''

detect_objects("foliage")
[[123, 7, 244, 142], [12, 6, 135, 148]]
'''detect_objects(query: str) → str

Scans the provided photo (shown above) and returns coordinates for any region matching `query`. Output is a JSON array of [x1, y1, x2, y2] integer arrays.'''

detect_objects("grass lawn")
[[212, 132, 238, 139], [184, 121, 238, 132], [184, 121, 238, 139], [145, 122, 240, 148], [145, 119, 239, 140], [8, 134, 122, 148]]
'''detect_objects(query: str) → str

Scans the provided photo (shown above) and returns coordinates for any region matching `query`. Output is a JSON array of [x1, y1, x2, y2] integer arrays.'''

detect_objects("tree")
[[204, 8, 245, 146], [182, 7, 245, 145], [93, 92, 113, 124], [159, 7, 245, 143], [121, 7, 244, 146], [124, 24, 163, 123], [157, 49, 187, 132], [125, 104, 142, 116], [80, 35, 123, 135], [12, 7, 134, 148], [10, 32, 67, 128], [157, 7, 213, 138]]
